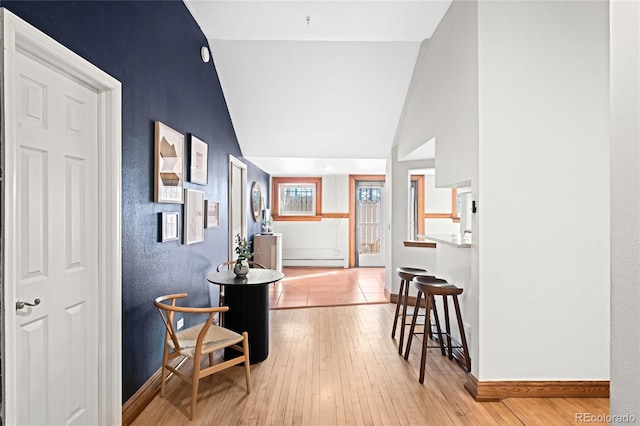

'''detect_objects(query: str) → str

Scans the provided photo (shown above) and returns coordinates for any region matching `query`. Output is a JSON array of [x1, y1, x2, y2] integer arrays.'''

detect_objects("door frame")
[[228, 155, 248, 261], [348, 175, 385, 267], [0, 9, 122, 425]]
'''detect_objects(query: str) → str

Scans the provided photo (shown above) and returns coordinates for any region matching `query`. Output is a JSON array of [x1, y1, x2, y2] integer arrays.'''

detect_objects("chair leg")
[[453, 295, 471, 372], [431, 295, 446, 356], [442, 296, 453, 360], [190, 354, 201, 420], [160, 345, 170, 397], [404, 291, 422, 360], [419, 294, 433, 384], [242, 332, 252, 394], [208, 353, 214, 367], [391, 280, 406, 338], [397, 280, 411, 354]]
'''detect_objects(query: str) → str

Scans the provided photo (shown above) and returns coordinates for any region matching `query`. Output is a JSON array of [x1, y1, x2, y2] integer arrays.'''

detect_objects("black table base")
[[223, 284, 269, 364]]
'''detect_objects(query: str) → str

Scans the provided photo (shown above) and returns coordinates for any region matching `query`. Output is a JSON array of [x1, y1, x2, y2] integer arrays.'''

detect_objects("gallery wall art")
[[154, 121, 184, 203], [189, 134, 208, 185]]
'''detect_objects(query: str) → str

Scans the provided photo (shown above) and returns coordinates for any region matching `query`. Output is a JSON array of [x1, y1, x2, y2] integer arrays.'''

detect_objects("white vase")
[[234, 260, 249, 277]]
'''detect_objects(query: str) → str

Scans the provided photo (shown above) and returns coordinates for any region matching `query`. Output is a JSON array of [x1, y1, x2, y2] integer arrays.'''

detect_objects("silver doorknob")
[[16, 298, 41, 310]]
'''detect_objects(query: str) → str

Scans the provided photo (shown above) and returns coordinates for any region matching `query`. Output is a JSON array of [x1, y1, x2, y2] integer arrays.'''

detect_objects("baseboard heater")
[[283, 258, 345, 261], [283, 257, 347, 268]]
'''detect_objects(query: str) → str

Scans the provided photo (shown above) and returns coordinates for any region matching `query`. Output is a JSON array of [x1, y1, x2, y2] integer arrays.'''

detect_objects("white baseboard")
[[283, 259, 347, 268]]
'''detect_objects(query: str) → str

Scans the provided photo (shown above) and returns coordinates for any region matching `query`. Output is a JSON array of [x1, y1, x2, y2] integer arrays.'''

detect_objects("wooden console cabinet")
[[253, 233, 282, 272]]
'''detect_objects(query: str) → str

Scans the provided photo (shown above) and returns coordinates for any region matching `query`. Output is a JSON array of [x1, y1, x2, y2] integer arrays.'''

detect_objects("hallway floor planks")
[[132, 303, 609, 425]]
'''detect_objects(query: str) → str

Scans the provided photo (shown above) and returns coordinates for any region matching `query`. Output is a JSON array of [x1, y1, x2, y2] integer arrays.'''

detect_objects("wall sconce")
[[200, 46, 210, 63]]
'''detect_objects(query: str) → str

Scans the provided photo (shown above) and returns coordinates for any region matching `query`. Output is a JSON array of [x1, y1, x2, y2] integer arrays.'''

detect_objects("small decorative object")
[[154, 121, 184, 203], [184, 189, 205, 244], [233, 233, 252, 277], [261, 208, 273, 234], [189, 134, 208, 185], [159, 212, 179, 242], [205, 200, 219, 228], [250, 182, 262, 221]]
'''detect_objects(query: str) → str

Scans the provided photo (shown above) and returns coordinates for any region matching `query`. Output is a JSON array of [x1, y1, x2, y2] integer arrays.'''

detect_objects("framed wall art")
[[154, 121, 185, 203], [205, 200, 219, 228], [189, 134, 208, 185], [184, 189, 205, 244], [159, 211, 179, 242]]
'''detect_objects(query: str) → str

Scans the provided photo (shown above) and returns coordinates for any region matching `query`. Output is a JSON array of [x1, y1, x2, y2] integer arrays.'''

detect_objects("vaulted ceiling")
[[184, 0, 451, 175]]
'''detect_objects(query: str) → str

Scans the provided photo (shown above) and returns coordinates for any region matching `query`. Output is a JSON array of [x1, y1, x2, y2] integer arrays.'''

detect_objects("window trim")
[[271, 177, 322, 221], [424, 188, 460, 223], [410, 175, 426, 239]]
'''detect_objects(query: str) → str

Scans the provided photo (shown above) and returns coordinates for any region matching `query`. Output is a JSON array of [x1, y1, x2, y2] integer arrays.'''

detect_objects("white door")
[[10, 35, 100, 425], [356, 181, 385, 267], [228, 155, 247, 260]]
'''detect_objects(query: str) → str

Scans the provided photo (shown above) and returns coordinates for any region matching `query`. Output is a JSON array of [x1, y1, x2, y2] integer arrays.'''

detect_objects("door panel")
[[13, 47, 99, 426], [356, 182, 384, 267], [228, 156, 247, 260]]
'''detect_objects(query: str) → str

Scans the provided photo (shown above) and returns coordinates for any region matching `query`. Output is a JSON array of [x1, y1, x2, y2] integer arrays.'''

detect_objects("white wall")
[[476, 0, 610, 380], [393, 0, 610, 383], [396, 0, 479, 188], [392, 0, 478, 368], [610, 0, 640, 419], [424, 173, 460, 235], [388, 151, 438, 295], [274, 175, 350, 267]]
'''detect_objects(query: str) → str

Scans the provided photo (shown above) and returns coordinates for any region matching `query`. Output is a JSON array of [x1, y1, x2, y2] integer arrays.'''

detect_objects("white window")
[[280, 183, 316, 215], [271, 177, 322, 221]]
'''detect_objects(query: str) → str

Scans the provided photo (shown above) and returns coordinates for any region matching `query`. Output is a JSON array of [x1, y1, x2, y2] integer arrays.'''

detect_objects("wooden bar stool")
[[402, 275, 448, 362], [404, 277, 470, 384], [392, 267, 432, 355]]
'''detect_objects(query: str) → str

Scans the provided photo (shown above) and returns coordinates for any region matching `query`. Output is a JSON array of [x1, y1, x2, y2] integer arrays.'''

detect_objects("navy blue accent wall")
[[2, 0, 269, 401]]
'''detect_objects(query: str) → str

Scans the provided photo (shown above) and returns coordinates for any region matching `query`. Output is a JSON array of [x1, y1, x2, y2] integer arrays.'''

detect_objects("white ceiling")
[[184, 0, 451, 176]]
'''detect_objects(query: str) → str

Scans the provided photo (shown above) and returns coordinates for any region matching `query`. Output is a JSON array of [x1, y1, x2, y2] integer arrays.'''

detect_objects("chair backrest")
[[154, 293, 229, 352], [216, 260, 267, 272]]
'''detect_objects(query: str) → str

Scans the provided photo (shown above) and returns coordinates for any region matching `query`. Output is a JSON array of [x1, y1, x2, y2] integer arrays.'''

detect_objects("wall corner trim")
[[464, 374, 610, 401]]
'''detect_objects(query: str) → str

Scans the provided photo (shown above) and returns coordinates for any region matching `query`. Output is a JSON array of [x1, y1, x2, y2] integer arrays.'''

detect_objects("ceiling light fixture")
[[306, 15, 310, 26]]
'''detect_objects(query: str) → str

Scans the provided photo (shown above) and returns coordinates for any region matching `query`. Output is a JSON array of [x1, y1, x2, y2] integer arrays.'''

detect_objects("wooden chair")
[[154, 293, 251, 420]]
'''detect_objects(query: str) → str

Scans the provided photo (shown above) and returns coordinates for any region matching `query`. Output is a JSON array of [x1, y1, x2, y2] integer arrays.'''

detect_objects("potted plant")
[[233, 233, 252, 277]]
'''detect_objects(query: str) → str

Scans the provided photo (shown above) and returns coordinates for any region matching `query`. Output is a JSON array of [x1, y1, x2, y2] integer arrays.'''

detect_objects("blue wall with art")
[[1, 0, 269, 401]]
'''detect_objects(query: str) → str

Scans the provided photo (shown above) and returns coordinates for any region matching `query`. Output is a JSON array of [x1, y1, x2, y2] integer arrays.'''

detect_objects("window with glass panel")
[[271, 177, 322, 220], [280, 183, 316, 215]]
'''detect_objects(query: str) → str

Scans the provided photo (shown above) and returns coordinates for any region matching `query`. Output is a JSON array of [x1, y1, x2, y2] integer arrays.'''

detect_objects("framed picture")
[[159, 212, 179, 242], [184, 189, 205, 244], [189, 134, 208, 185], [205, 200, 219, 228], [154, 121, 185, 203]]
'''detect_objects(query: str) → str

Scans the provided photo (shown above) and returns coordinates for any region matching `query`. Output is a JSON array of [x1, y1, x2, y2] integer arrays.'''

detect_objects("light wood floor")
[[133, 303, 609, 425]]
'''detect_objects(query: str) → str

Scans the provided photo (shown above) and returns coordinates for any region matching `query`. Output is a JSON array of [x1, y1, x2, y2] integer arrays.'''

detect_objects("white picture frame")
[[160, 212, 179, 242], [154, 121, 185, 203], [205, 200, 219, 228], [189, 134, 208, 185], [184, 189, 205, 244]]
